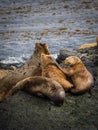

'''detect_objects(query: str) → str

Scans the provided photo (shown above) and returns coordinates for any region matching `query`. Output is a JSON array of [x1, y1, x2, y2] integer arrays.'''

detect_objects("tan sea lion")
[[79, 43, 97, 49], [41, 53, 73, 91], [63, 56, 94, 94], [96, 36, 98, 46], [4, 76, 65, 106], [79, 36, 98, 49]]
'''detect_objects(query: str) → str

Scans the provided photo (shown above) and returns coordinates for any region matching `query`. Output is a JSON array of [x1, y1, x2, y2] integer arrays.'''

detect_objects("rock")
[[0, 43, 98, 130], [56, 49, 81, 64]]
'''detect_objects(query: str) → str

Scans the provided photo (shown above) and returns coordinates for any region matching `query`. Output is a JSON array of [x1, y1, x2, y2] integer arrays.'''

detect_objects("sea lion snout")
[[53, 89, 65, 106]]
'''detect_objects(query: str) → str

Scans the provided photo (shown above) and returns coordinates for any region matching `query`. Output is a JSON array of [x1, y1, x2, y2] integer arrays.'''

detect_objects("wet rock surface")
[[0, 46, 98, 130]]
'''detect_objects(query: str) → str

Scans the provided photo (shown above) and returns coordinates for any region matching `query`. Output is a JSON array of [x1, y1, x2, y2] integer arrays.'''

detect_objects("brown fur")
[[79, 36, 98, 49], [0, 43, 51, 102], [41, 53, 73, 91], [0, 43, 66, 105], [0, 43, 50, 80], [3, 76, 65, 106], [79, 43, 97, 49], [0, 70, 11, 79], [63, 56, 94, 94]]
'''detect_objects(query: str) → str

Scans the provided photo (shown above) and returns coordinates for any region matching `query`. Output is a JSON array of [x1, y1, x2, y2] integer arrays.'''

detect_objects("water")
[[0, 0, 98, 64]]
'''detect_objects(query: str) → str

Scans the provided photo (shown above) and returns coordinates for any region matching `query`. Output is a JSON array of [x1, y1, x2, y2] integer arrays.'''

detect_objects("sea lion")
[[79, 36, 98, 49], [0, 42, 54, 103], [63, 56, 94, 94], [79, 43, 97, 49], [4, 76, 65, 106], [96, 36, 98, 46], [41, 53, 73, 91]]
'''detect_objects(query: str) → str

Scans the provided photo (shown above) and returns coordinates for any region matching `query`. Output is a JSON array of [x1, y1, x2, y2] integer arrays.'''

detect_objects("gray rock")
[[56, 49, 81, 63]]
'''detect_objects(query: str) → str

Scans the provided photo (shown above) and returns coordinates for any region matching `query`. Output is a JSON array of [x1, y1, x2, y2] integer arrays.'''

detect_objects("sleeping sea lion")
[[2, 76, 65, 106]]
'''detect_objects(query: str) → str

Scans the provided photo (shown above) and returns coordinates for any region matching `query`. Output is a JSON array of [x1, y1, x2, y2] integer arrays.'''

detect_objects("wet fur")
[[63, 56, 94, 94], [41, 53, 73, 91], [3, 76, 65, 105], [0, 43, 65, 105]]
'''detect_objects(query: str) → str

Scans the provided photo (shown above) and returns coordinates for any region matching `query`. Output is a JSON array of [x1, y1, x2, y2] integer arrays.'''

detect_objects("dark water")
[[0, 0, 98, 64]]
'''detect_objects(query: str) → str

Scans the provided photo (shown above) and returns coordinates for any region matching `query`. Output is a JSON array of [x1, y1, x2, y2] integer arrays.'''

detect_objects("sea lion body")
[[4, 76, 65, 106], [41, 53, 73, 91], [63, 56, 94, 94]]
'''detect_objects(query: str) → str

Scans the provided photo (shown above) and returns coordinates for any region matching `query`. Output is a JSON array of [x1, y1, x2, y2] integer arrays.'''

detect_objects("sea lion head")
[[48, 80, 65, 106], [64, 56, 82, 66], [34, 43, 50, 56]]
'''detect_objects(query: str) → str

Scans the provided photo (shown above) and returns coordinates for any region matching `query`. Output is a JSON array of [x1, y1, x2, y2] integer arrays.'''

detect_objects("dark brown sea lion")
[[4, 76, 65, 106], [0, 43, 51, 102]]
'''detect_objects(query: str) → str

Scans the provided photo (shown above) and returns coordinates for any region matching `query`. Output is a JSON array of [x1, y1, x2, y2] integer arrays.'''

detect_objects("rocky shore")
[[0, 44, 98, 130]]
